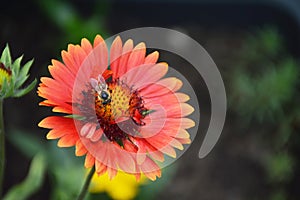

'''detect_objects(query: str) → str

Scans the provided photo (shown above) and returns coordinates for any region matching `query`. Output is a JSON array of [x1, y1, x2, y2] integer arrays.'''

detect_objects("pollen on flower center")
[[89, 75, 149, 143], [0, 63, 11, 88]]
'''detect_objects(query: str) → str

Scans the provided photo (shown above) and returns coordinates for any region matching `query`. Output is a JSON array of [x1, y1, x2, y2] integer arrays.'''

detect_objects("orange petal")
[[80, 123, 96, 138], [160, 145, 176, 158], [52, 105, 73, 114], [116, 152, 136, 173], [140, 78, 180, 99], [50, 60, 75, 87], [141, 157, 161, 181], [40, 77, 72, 101], [144, 51, 159, 64], [137, 149, 146, 165], [135, 138, 165, 162], [123, 63, 168, 91], [95, 160, 107, 175], [38, 87, 70, 104], [74, 45, 88, 67], [166, 103, 194, 118], [38, 116, 74, 129], [176, 138, 191, 144], [93, 34, 105, 47], [117, 39, 134, 77], [157, 77, 182, 92], [145, 134, 175, 156], [58, 134, 78, 147], [148, 151, 165, 162], [46, 129, 69, 140], [181, 103, 195, 117], [175, 93, 190, 102], [181, 118, 195, 129], [107, 167, 118, 180], [167, 118, 195, 129], [90, 129, 104, 142], [85, 153, 95, 168], [127, 42, 146, 69], [61, 50, 78, 73], [169, 138, 184, 150], [110, 36, 123, 78], [175, 128, 190, 139], [134, 172, 141, 181], [81, 38, 93, 54], [75, 140, 87, 156]]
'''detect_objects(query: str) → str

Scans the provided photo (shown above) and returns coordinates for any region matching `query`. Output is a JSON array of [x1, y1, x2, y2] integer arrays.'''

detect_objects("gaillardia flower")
[[38, 35, 195, 180], [0, 45, 36, 99]]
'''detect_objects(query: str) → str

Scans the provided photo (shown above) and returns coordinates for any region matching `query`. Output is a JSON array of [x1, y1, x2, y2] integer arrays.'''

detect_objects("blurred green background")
[[1, 0, 300, 199]]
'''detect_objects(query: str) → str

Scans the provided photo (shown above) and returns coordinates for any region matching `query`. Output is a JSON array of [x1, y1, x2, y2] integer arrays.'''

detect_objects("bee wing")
[[97, 75, 108, 90], [90, 78, 98, 87]]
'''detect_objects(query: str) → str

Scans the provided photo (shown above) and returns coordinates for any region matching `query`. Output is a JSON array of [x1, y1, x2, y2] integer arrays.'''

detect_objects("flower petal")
[[127, 42, 146, 69], [90, 129, 104, 142], [75, 140, 88, 156], [38, 116, 74, 129], [81, 38, 93, 54], [117, 39, 134, 77], [58, 134, 79, 147], [169, 138, 184, 150], [144, 51, 159, 64], [80, 123, 97, 139], [85, 153, 95, 168], [140, 157, 161, 181], [110, 36, 123, 78], [95, 160, 107, 175], [121, 63, 168, 91]]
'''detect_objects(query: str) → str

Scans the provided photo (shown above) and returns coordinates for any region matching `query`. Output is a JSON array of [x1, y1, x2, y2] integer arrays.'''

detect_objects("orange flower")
[[38, 35, 195, 181]]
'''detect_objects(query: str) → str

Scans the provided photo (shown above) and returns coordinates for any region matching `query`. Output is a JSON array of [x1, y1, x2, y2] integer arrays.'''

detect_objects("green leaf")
[[1, 77, 11, 99], [12, 55, 23, 74], [0, 44, 12, 67], [16, 59, 34, 87], [141, 109, 156, 116], [15, 75, 29, 89], [3, 153, 46, 200], [13, 79, 37, 98], [64, 114, 86, 120]]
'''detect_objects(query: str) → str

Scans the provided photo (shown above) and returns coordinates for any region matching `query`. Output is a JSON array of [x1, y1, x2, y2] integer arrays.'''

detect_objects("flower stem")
[[0, 99, 5, 197], [77, 166, 95, 200]]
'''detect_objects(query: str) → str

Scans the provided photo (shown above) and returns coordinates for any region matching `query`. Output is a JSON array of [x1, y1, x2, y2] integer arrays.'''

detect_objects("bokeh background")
[[1, 0, 300, 199]]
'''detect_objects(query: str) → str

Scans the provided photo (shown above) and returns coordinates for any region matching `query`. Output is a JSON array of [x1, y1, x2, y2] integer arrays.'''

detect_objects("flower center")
[[94, 81, 131, 124], [85, 75, 149, 144], [0, 63, 11, 88]]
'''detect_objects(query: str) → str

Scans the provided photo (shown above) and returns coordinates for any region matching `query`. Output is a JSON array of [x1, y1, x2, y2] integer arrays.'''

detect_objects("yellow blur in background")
[[89, 171, 147, 200]]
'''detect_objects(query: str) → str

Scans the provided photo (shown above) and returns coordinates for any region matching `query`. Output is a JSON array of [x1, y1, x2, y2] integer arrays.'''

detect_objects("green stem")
[[77, 166, 95, 200], [0, 99, 5, 197]]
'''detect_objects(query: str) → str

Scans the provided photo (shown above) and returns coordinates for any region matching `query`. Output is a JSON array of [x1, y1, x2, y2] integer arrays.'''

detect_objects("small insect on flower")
[[90, 75, 111, 104], [38, 35, 195, 181]]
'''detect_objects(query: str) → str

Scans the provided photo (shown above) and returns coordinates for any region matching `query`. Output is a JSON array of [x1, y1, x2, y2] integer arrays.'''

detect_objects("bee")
[[90, 75, 111, 104]]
